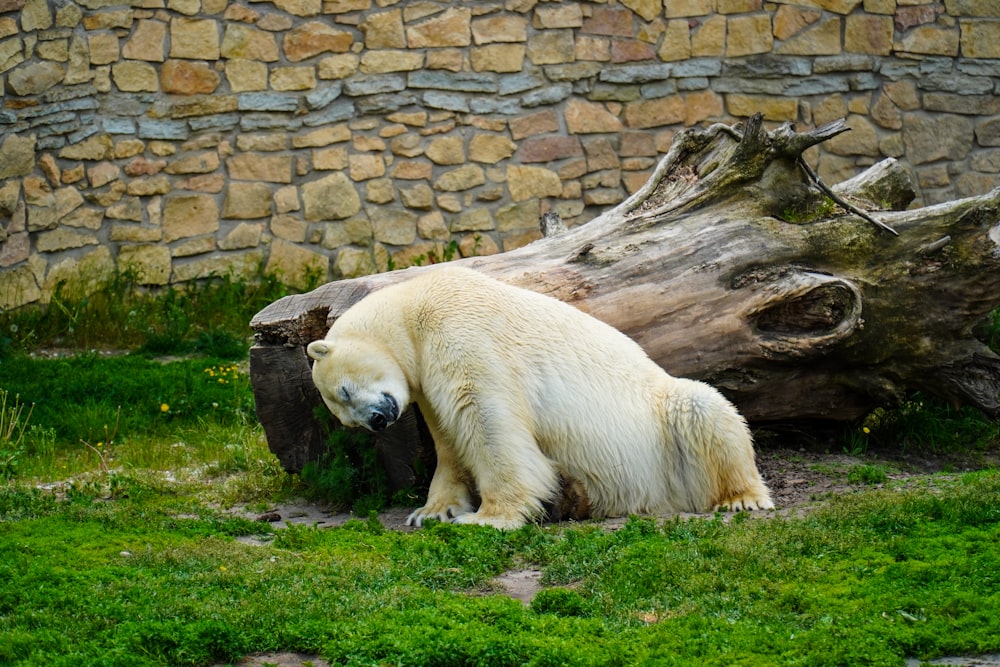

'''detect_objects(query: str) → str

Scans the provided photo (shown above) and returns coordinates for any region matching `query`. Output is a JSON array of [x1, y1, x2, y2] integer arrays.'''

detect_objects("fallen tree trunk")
[[250, 114, 1000, 486]]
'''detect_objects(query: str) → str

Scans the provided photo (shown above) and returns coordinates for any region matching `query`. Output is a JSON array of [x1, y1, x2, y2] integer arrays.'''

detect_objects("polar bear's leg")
[[406, 420, 475, 527], [452, 419, 559, 530]]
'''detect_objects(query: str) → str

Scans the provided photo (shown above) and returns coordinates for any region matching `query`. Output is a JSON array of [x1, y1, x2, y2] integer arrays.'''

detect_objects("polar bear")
[[307, 266, 773, 530]]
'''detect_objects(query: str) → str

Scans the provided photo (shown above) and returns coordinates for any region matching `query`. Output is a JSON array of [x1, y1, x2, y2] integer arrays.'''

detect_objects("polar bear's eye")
[[339, 386, 351, 403]]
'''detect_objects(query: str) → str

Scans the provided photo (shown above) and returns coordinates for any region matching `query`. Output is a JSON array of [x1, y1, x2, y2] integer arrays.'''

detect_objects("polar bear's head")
[[306, 337, 409, 432]]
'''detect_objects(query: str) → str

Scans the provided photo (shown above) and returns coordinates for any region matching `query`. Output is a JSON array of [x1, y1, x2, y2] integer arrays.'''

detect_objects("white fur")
[[307, 266, 773, 530]]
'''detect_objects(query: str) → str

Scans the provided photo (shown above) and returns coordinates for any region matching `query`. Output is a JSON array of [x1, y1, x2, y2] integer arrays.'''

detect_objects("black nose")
[[369, 412, 388, 431]]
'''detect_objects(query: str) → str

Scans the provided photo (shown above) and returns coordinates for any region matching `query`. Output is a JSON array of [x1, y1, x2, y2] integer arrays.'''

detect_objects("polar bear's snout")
[[368, 393, 399, 431]]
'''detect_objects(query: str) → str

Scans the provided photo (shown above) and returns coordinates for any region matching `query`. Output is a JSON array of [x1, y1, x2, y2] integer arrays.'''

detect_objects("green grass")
[[0, 274, 998, 665], [1, 471, 999, 666]]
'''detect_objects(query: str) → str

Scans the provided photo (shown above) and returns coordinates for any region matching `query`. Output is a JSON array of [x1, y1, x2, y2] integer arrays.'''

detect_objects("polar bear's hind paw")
[[714, 493, 775, 512], [405, 500, 475, 527]]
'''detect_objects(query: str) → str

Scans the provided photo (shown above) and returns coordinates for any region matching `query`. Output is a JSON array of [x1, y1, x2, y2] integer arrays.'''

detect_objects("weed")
[[0, 389, 32, 479], [847, 463, 890, 485], [301, 425, 386, 513]]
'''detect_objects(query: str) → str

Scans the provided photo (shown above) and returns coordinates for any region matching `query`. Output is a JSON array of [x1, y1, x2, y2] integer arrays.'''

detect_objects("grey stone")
[[470, 97, 521, 115], [848, 73, 880, 91], [723, 57, 812, 78], [104, 118, 136, 134], [138, 119, 190, 140], [499, 72, 545, 96], [343, 75, 406, 96], [37, 136, 65, 150], [672, 58, 722, 77], [37, 119, 80, 137], [677, 77, 709, 91], [408, 70, 496, 93], [599, 63, 671, 84], [189, 113, 240, 131], [918, 58, 954, 75], [917, 73, 994, 95], [976, 118, 1000, 147], [903, 113, 974, 164], [521, 82, 571, 107], [878, 60, 921, 80], [99, 94, 153, 117], [238, 93, 300, 112], [641, 81, 678, 99], [0, 111, 15, 124], [67, 122, 99, 144], [785, 77, 851, 96], [543, 62, 602, 81], [356, 92, 418, 115], [241, 114, 304, 132], [305, 82, 342, 110], [301, 101, 355, 127], [423, 91, 469, 112], [43, 83, 99, 103], [29, 111, 77, 128], [711, 78, 785, 95], [588, 83, 641, 102], [813, 55, 874, 73], [959, 61, 1000, 77]]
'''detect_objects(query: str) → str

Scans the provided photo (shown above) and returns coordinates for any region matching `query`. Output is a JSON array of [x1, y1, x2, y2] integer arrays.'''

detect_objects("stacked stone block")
[[1, 0, 1000, 308]]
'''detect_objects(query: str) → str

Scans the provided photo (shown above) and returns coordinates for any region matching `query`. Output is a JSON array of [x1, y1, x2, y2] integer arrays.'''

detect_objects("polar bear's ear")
[[307, 340, 332, 360]]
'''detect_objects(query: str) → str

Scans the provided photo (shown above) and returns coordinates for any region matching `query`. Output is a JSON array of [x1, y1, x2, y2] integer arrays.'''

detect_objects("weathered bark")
[[251, 114, 1000, 480]]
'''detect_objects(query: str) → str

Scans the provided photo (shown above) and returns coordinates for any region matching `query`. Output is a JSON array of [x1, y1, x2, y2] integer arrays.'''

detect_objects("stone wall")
[[2, 0, 999, 308]]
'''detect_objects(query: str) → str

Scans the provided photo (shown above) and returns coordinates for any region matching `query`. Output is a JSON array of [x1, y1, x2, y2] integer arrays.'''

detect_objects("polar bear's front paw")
[[405, 499, 475, 527], [453, 512, 525, 531]]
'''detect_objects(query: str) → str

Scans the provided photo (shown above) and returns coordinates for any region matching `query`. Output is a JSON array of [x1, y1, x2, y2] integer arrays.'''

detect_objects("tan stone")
[[401, 184, 434, 210], [122, 19, 167, 61], [393, 161, 433, 180], [623, 96, 687, 129], [370, 207, 418, 245], [88, 32, 119, 65], [108, 61, 157, 92], [434, 164, 486, 191], [166, 151, 220, 175], [163, 194, 219, 242], [510, 109, 560, 140], [884, 81, 920, 111], [691, 14, 726, 57], [294, 125, 352, 148], [313, 146, 349, 170], [0, 134, 36, 179], [55, 187, 86, 221], [507, 165, 561, 202], [773, 6, 820, 40], [469, 134, 516, 164], [270, 214, 308, 242], [727, 94, 797, 121], [271, 66, 316, 91], [366, 178, 395, 204], [417, 211, 450, 240], [7, 61, 65, 96], [36, 228, 99, 253], [459, 232, 497, 257], [657, 19, 692, 62], [303, 172, 361, 220], [844, 14, 893, 55], [171, 248, 266, 283], [349, 154, 386, 181], [334, 246, 376, 279], [565, 98, 624, 134], [284, 21, 352, 62], [726, 14, 772, 56], [105, 195, 142, 220], [223, 182, 272, 219], [472, 14, 527, 44], [273, 0, 321, 17], [663, 0, 711, 17], [59, 134, 113, 162], [895, 25, 959, 56], [361, 9, 405, 48], [221, 24, 279, 61], [118, 244, 171, 284], [170, 18, 220, 60], [361, 50, 424, 73], [227, 154, 293, 183], [172, 236, 217, 258], [812, 94, 849, 126], [776, 17, 841, 55], [273, 185, 300, 214], [426, 136, 465, 165], [237, 134, 288, 153], [575, 35, 611, 61], [527, 29, 575, 64], [407, 7, 471, 48], [318, 53, 359, 79], [21, 0, 53, 31], [265, 240, 328, 290], [825, 114, 880, 157], [224, 59, 267, 92], [85, 161, 118, 189], [684, 90, 724, 125], [0, 265, 42, 309], [961, 20, 1000, 58], [109, 223, 161, 243], [160, 59, 220, 94], [533, 3, 583, 29], [496, 199, 538, 232], [41, 247, 114, 303], [452, 208, 493, 232], [471, 44, 526, 73], [436, 194, 461, 213], [425, 49, 465, 72]]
